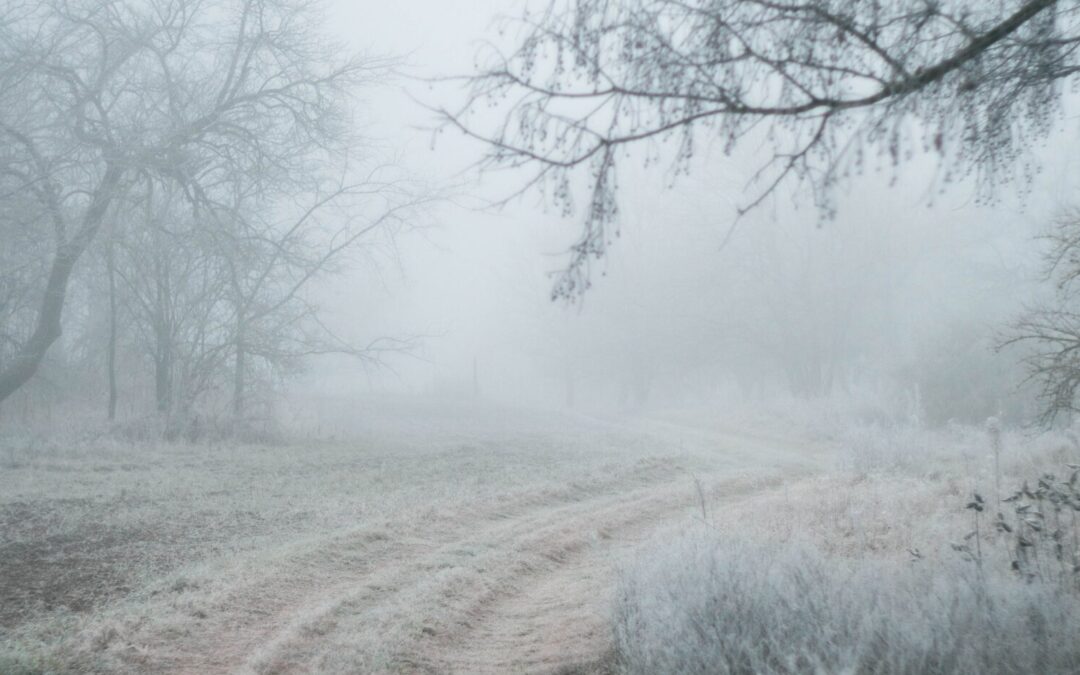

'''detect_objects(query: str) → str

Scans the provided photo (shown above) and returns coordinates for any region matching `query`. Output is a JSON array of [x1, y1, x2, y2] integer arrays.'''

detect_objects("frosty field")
[[0, 399, 829, 674], [6, 0, 1080, 673], [6, 398, 1080, 674]]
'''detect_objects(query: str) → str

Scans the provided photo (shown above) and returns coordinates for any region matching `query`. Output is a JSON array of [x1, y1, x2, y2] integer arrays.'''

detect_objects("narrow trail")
[[415, 477, 751, 674], [117, 422, 823, 674]]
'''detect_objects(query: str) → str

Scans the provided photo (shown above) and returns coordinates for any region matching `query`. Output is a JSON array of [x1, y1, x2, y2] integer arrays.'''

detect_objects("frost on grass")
[[0, 401, 698, 673], [614, 535, 1080, 675], [611, 421, 1080, 675]]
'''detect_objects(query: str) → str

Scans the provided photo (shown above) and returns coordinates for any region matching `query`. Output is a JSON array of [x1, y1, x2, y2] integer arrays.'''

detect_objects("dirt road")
[[2, 406, 824, 674], [120, 422, 818, 674]]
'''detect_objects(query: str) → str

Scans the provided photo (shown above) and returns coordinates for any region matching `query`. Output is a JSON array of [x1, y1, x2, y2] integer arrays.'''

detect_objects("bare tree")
[[1004, 209, 1080, 424], [440, 0, 1080, 297], [113, 179, 231, 419], [202, 174, 426, 420], [0, 0, 379, 405]]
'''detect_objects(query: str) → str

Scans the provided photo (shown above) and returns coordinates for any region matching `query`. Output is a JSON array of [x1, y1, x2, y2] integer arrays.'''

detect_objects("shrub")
[[613, 535, 1080, 675]]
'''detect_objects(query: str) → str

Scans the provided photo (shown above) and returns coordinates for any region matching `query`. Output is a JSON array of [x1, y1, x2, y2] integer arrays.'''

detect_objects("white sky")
[[294, 0, 1080, 408]]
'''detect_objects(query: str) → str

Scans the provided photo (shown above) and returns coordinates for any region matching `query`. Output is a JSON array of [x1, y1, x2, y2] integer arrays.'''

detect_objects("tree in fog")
[[113, 182, 213, 417], [0, 0, 390, 407], [1005, 209, 1080, 424], [442, 0, 1080, 296], [110, 173, 419, 430], [195, 173, 421, 420]]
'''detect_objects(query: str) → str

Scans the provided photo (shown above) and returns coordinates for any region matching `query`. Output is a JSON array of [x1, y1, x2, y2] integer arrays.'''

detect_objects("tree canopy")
[[442, 0, 1080, 297], [0, 0, 417, 420]]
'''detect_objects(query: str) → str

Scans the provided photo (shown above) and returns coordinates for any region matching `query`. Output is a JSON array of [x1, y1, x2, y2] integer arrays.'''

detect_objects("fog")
[[283, 1, 1078, 430], [5, 2, 1080, 673], [4, 0, 1074, 428]]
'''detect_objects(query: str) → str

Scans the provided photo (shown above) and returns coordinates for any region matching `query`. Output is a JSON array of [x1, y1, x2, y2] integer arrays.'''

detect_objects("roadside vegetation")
[[611, 405, 1080, 675]]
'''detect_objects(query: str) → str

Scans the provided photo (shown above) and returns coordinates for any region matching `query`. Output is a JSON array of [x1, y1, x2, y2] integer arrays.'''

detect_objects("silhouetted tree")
[[1005, 208, 1080, 424], [442, 0, 1079, 297], [0, 0, 377, 405]]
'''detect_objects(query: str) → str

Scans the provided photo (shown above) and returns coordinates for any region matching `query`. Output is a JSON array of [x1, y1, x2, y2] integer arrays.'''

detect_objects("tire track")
[[246, 473, 698, 674], [112, 420, 822, 675], [252, 473, 785, 674], [116, 458, 686, 674]]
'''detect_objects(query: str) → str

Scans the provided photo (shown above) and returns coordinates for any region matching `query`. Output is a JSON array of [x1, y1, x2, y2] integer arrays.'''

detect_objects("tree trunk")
[[106, 234, 118, 421], [153, 264, 173, 414], [233, 321, 245, 419], [144, 176, 175, 417], [154, 348, 172, 413], [0, 249, 75, 404], [0, 165, 121, 405]]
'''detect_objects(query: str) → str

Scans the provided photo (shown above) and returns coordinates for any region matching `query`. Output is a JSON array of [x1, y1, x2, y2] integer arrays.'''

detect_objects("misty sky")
[[292, 0, 1080, 415]]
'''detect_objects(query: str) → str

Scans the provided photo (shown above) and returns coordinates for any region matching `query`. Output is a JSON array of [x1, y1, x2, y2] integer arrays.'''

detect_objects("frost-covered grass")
[[652, 391, 1080, 479], [611, 414, 1080, 675], [0, 397, 713, 672], [614, 538, 1080, 675], [7, 394, 1075, 673]]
